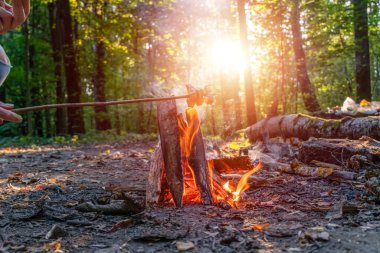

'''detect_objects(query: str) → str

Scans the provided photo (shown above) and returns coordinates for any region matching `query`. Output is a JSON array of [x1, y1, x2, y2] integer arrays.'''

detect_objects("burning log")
[[245, 114, 380, 141], [157, 100, 184, 207], [212, 156, 255, 174], [181, 109, 213, 205]]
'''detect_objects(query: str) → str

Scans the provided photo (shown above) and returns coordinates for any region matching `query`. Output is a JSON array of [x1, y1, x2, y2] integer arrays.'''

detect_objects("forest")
[[0, 0, 379, 142], [1, 1, 380, 252]]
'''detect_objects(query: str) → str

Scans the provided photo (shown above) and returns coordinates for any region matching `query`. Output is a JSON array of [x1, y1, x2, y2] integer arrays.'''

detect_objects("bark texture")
[[93, 1, 111, 131], [48, 1, 67, 135], [60, 0, 85, 134], [184, 110, 213, 205], [290, 0, 320, 112], [237, 0, 257, 125], [299, 137, 380, 166], [245, 114, 380, 141], [353, 0, 371, 101], [146, 144, 165, 207], [157, 101, 183, 208]]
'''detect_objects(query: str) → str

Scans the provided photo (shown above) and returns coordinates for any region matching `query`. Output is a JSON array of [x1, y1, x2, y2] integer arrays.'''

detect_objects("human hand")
[[0, 0, 30, 34], [0, 101, 22, 124]]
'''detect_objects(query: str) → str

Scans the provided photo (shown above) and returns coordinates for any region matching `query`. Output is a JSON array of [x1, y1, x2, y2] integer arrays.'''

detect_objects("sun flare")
[[208, 38, 245, 72]]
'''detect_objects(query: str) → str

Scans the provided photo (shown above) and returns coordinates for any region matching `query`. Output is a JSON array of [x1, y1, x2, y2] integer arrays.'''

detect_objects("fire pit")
[[146, 98, 262, 208]]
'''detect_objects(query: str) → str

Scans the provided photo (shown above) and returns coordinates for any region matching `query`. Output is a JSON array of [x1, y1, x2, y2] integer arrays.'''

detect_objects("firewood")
[[212, 156, 254, 173], [157, 100, 184, 207], [185, 109, 213, 205], [146, 144, 164, 207], [245, 114, 380, 141], [299, 137, 380, 166]]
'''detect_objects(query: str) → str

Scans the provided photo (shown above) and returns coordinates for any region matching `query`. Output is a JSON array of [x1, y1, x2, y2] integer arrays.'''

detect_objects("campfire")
[[146, 99, 262, 208]]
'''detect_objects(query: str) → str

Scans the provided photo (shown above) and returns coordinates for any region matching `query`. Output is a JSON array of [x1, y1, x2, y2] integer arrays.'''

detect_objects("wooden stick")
[[13, 95, 190, 113], [157, 100, 184, 208], [185, 109, 213, 205]]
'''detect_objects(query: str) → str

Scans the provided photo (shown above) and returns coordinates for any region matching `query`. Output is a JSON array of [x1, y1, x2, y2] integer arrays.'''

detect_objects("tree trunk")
[[48, 1, 67, 135], [93, 1, 111, 131], [353, 0, 371, 101], [290, 0, 320, 112], [94, 40, 112, 131], [60, 0, 85, 134], [245, 114, 380, 141], [237, 0, 257, 125], [22, 22, 33, 136]]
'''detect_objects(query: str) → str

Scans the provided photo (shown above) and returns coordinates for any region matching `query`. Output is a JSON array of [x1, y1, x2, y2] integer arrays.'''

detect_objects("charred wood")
[[184, 109, 213, 205]]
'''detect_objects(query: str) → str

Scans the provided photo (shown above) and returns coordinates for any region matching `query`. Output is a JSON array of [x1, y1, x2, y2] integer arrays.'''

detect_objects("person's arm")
[[0, 0, 30, 34]]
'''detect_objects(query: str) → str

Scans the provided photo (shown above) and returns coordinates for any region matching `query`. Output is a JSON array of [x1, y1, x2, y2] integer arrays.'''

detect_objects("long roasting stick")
[[12, 94, 191, 113]]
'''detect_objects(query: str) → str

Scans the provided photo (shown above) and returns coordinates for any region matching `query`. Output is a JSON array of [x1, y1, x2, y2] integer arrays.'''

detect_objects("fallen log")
[[157, 100, 184, 207], [299, 137, 380, 166], [245, 114, 380, 141]]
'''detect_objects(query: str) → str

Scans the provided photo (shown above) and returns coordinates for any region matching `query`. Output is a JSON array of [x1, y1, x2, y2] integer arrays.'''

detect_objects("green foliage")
[[0, 0, 379, 144]]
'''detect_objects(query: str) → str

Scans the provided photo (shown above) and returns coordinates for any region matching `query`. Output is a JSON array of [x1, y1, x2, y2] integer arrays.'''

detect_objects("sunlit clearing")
[[208, 38, 245, 72]]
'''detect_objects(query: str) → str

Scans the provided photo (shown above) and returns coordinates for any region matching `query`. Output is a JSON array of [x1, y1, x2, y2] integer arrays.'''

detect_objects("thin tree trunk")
[[60, 0, 85, 134], [93, 1, 111, 131], [237, 0, 257, 125], [290, 0, 320, 112], [23, 22, 33, 136], [48, 1, 67, 135], [353, 0, 371, 101], [94, 40, 112, 131]]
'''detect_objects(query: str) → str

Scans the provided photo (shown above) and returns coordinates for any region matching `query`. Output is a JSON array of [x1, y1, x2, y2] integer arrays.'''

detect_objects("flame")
[[217, 162, 263, 204], [178, 107, 203, 204], [166, 106, 263, 208]]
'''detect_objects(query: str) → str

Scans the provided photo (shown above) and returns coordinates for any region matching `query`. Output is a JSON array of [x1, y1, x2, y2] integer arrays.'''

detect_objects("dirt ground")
[[0, 140, 379, 253]]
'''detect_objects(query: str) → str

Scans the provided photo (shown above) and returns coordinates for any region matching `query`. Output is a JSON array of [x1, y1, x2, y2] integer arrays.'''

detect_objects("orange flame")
[[173, 107, 263, 207]]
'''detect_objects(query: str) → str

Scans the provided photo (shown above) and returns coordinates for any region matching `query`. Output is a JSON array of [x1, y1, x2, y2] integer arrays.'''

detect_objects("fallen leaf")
[[12, 202, 30, 209], [252, 223, 270, 231]]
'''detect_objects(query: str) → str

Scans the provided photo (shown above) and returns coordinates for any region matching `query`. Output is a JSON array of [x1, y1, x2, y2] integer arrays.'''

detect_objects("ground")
[[0, 140, 379, 253]]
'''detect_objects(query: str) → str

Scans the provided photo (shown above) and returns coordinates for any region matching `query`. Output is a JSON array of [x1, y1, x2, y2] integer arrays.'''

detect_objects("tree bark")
[[245, 114, 380, 141], [157, 100, 183, 208], [237, 0, 257, 125], [93, 0, 111, 131], [48, 1, 67, 135], [22, 21, 33, 136], [184, 109, 213, 205], [353, 0, 372, 101], [290, 0, 320, 112], [146, 144, 165, 207], [299, 137, 380, 165], [60, 0, 85, 134]]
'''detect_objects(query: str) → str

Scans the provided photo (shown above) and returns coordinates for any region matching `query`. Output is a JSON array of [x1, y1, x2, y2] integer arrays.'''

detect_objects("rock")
[[318, 231, 330, 241], [45, 224, 67, 239], [176, 241, 195, 251]]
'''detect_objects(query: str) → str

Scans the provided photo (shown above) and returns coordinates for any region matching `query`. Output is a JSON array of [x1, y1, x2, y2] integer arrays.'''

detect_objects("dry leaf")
[[252, 223, 270, 231]]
